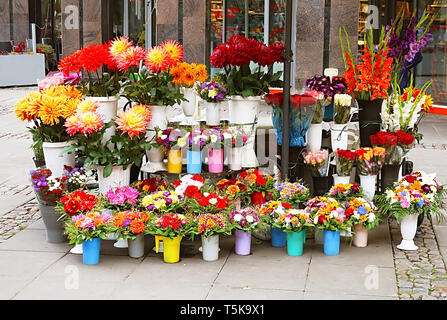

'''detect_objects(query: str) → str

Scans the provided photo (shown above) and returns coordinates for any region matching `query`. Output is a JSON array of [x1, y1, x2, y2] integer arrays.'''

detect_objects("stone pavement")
[[0, 86, 445, 300]]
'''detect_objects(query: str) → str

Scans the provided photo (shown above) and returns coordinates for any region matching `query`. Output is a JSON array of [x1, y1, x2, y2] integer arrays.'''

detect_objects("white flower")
[[209, 198, 218, 205], [368, 213, 376, 223], [234, 214, 242, 222], [334, 94, 352, 107], [246, 215, 254, 223]]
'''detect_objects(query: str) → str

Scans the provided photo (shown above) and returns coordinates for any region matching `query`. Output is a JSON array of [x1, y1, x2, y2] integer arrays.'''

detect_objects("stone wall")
[[0, 0, 29, 45]]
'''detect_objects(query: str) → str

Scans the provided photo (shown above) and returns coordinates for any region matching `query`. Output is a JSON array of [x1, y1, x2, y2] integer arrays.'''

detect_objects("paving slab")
[[206, 284, 304, 300], [0, 228, 71, 253], [302, 291, 398, 300], [433, 225, 447, 247], [305, 262, 398, 297]]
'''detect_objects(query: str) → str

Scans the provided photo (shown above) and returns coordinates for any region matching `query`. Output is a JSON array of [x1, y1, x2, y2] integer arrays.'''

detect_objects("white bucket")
[[42, 141, 76, 177]]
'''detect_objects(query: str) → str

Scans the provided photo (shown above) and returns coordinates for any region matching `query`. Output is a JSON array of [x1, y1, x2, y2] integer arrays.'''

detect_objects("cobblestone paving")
[[390, 217, 447, 300], [0, 199, 40, 243], [0, 183, 34, 197]]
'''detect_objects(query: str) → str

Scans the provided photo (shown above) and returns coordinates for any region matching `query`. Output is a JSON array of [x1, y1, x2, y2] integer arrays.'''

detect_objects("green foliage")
[[64, 220, 112, 245], [76, 72, 121, 97]]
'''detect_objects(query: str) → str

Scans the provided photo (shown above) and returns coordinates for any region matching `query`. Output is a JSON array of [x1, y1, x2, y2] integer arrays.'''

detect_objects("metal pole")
[[245, 0, 249, 37], [124, 0, 129, 37], [145, 0, 152, 49], [281, 0, 293, 181]]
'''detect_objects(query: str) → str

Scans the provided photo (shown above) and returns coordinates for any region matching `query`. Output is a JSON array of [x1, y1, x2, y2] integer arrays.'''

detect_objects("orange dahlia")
[[182, 68, 196, 87], [38, 95, 63, 125], [115, 46, 146, 72], [170, 64, 183, 85], [109, 36, 133, 61], [144, 46, 170, 73], [77, 111, 104, 135], [194, 64, 208, 82], [115, 109, 148, 139], [77, 99, 99, 112], [161, 40, 184, 66]]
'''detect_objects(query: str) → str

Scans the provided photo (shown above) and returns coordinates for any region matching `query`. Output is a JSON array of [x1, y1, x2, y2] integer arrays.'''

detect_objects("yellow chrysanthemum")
[[109, 36, 132, 60], [14, 92, 42, 121], [115, 109, 147, 139], [131, 104, 152, 122], [42, 85, 82, 100], [60, 98, 82, 119], [77, 99, 99, 112], [38, 95, 63, 125]]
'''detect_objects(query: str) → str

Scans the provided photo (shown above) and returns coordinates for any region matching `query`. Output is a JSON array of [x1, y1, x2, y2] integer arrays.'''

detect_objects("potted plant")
[[112, 211, 151, 258], [273, 209, 314, 256], [147, 213, 192, 263], [259, 200, 293, 247], [170, 62, 208, 124], [303, 149, 331, 196], [356, 147, 386, 201], [215, 178, 248, 210], [64, 211, 113, 265], [344, 197, 379, 247], [272, 182, 311, 209], [305, 196, 348, 255], [370, 130, 416, 191], [375, 171, 446, 250], [340, 27, 393, 147], [238, 169, 275, 207], [334, 149, 356, 185], [190, 213, 231, 262], [14, 86, 83, 177], [64, 103, 151, 191], [196, 81, 228, 126], [210, 35, 284, 167], [229, 208, 260, 256], [331, 93, 352, 152]]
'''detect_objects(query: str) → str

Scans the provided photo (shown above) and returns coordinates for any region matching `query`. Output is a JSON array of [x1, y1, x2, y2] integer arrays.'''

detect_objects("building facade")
[[1, 1, 446, 105]]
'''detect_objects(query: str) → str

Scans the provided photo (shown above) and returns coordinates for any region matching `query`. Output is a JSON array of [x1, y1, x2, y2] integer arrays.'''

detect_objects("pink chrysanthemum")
[[115, 46, 146, 72]]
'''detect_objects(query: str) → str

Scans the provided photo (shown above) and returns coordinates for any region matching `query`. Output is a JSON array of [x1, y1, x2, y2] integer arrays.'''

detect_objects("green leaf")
[[103, 163, 114, 178]]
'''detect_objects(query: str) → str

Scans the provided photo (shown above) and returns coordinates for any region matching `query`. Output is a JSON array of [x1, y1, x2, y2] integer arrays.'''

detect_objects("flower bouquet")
[[65, 211, 113, 264], [335, 149, 356, 184], [328, 183, 363, 202], [171, 174, 206, 196], [57, 190, 98, 219], [259, 200, 293, 225], [103, 186, 140, 211], [356, 147, 385, 200], [62, 166, 90, 192], [273, 209, 314, 256], [375, 172, 446, 250], [215, 178, 248, 210], [195, 192, 231, 214], [15, 86, 83, 176], [112, 210, 151, 258], [238, 169, 275, 207], [148, 213, 193, 263], [196, 81, 228, 126], [264, 92, 318, 147], [345, 197, 378, 247], [141, 190, 183, 214], [305, 196, 347, 255], [230, 208, 260, 255], [191, 213, 231, 261], [333, 94, 352, 124], [272, 182, 311, 208], [370, 131, 415, 165], [303, 149, 331, 197]]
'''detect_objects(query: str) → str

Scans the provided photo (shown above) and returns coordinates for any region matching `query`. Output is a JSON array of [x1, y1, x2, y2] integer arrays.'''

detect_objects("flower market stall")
[[13, 4, 447, 266]]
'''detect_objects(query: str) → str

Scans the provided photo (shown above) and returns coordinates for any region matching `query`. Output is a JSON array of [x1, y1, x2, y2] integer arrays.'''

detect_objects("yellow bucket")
[[155, 235, 183, 263], [167, 149, 182, 173]]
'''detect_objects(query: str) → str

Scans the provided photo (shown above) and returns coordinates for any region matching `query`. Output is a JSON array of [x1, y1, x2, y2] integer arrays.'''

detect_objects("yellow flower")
[[60, 98, 82, 119], [161, 40, 184, 66], [208, 89, 217, 98], [77, 99, 99, 112], [110, 36, 132, 60], [194, 64, 208, 82], [115, 109, 148, 139], [177, 137, 187, 148], [38, 94, 63, 125]]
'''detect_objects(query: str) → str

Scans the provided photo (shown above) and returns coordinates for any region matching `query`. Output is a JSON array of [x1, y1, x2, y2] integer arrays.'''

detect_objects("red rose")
[[318, 215, 326, 224], [345, 207, 354, 219], [397, 130, 415, 146], [191, 174, 205, 183]]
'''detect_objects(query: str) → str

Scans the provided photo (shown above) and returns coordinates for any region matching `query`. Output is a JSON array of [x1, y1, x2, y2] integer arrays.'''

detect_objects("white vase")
[[143, 105, 167, 173], [201, 234, 219, 262], [70, 243, 83, 254], [330, 122, 349, 152], [96, 165, 131, 194], [181, 87, 198, 125], [42, 141, 76, 177], [359, 174, 377, 201], [229, 96, 260, 167], [306, 123, 323, 152], [114, 238, 128, 248], [333, 174, 350, 185], [204, 101, 221, 126], [229, 147, 243, 171], [88, 96, 119, 147], [397, 213, 419, 251]]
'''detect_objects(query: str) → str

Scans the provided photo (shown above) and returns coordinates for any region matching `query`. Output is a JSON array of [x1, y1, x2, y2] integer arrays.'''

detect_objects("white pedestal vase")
[[306, 123, 323, 152], [88, 96, 119, 147], [143, 105, 168, 173], [359, 174, 377, 201], [228, 147, 243, 171], [42, 141, 76, 177], [333, 174, 350, 185], [96, 165, 132, 194], [397, 213, 419, 251], [70, 243, 83, 254], [201, 234, 220, 262], [229, 96, 260, 168], [330, 122, 349, 152], [204, 101, 221, 126], [181, 87, 198, 125]]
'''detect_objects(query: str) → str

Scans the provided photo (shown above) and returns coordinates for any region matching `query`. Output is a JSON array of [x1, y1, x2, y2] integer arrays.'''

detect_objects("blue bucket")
[[187, 150, 202, 174], [323, 229, 340, 255], [271, 226, 287, 247], [287, 230, 305, 256], [82, 238, 101, 265]]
